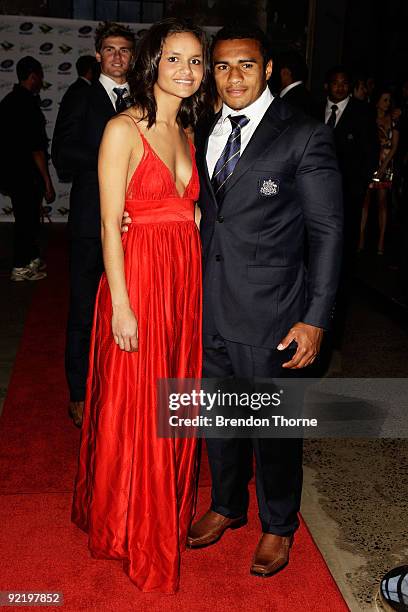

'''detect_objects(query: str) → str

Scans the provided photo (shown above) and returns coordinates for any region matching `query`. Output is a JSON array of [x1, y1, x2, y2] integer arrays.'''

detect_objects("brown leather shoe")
[[187, 509, 247, 549], [250, 533, 293, 577], [68, 401, 84, 428]]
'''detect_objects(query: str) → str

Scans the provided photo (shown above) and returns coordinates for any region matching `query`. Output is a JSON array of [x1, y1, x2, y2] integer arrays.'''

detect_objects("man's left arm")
[[278, 122, 343, 368], [28, 105, 55, 203]]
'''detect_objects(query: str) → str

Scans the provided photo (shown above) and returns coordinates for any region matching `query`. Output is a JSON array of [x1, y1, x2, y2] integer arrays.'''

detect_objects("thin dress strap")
[[122, 113, 143, 132], [121, 114, 147, 196]]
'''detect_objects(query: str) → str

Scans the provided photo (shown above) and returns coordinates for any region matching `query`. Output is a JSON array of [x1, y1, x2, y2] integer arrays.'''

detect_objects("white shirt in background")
[[99, 73, 129, 109], [325, 95, 350, 127]]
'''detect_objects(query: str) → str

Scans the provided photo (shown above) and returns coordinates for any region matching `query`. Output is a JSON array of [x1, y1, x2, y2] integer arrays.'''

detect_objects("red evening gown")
[[72, 126, 202, 594]]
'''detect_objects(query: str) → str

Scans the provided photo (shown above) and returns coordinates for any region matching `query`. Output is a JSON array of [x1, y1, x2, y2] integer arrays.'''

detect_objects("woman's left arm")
[[379, 126, 399, 176]]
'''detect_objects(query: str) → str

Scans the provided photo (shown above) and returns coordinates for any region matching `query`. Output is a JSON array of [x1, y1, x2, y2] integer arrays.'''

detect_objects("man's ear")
[[265, 59, 273, 82], [95, 51, 101, 64], [281, 67, 290, 80]]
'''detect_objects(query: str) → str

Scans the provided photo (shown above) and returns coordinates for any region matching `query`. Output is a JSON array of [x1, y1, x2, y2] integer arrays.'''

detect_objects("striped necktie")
[[211, 114, 250, 201]]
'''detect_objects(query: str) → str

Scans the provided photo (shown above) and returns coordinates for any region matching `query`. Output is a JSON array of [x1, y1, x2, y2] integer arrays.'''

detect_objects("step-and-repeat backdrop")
[[0, 15, 217, 222]]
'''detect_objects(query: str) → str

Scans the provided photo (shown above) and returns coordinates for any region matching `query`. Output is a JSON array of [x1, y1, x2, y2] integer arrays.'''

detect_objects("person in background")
[[367, 75, 376, 103], [66, 55, 97, 96], [278, 50, 315, 116], [0, 56, 55, 281], [359, 87, 399, 255], [320, 66, 375, 370], [52, 22, 135, 428], [54, 56, 98, 183], [352, 74, 368, 103]]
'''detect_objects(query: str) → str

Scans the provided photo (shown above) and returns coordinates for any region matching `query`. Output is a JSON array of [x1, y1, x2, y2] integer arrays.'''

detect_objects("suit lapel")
[[334, 98, 352, 134], [94, 81, 116, 118], [221, 97, 292, 198]]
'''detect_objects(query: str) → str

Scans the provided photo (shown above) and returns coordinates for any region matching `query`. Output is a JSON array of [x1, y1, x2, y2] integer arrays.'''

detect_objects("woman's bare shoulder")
[[104, 109, 146, 146]]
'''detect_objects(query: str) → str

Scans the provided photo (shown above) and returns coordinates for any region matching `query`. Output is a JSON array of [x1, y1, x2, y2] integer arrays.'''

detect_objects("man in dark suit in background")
[[320, 66, 375, 365], [278, 50, 315, 117], [0, 56, 55, 281], [52, 22, 135, 427], [64, 55, 97, 97], [187, 25, 343, 576], [53, 56, 98, 183]]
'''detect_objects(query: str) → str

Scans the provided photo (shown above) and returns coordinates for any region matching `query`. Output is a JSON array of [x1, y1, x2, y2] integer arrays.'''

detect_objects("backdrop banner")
[[0, 15, 218, 222]]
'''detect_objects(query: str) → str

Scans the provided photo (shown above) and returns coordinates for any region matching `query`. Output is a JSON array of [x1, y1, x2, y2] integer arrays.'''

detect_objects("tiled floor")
[[1, 222, 408, 611]]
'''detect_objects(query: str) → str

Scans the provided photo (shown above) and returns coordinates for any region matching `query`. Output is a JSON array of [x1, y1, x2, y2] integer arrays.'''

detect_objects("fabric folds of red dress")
[[72, 136, 202, 594]]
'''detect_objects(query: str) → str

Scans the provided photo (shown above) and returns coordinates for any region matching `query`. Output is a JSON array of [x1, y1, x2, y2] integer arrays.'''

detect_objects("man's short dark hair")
[[279, 50, 308, 83], [94, 21, 135, 53], [325, 65, 351, 84], [16, 56, 42, 81], [352, 73, 367, 87], [76, 55, 96, 77], [211, 23, 272, 67]]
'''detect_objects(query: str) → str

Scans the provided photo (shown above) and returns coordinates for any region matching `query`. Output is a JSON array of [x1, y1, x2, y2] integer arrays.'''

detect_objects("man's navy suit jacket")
[[195, 96, 343, 349]]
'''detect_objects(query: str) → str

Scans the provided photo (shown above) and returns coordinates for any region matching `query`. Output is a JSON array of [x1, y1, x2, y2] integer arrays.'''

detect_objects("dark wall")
[[339, 0, 408, 85], [309, 0, 347, 99], [310, 0, 408, 99]]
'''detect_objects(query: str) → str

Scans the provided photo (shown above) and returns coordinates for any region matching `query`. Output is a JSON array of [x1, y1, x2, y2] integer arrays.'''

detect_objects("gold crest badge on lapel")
[[259, 178, 280, 197]]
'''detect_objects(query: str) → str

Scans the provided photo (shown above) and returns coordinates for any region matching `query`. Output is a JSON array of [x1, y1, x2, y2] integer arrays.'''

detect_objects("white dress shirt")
[[207, 87, 274, 178], [325, 95, 350, 127], [99, 73, 129, 109], [280, 80, 303, 98]]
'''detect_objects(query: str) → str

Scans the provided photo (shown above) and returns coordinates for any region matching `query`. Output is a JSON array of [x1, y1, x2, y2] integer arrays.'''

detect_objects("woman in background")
[[359, 87, 399, 254]]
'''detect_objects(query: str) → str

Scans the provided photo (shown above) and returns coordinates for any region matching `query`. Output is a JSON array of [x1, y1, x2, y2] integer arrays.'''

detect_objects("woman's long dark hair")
[[128, 18, 211, 128]]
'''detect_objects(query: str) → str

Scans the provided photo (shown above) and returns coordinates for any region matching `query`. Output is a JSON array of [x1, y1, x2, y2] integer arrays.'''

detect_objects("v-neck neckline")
[[139, 132, 194, 199]]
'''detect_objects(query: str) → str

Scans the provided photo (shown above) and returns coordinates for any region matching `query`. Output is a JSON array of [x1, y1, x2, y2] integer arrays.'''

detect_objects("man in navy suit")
[[122, 23, 342, 577], [52, 22, 135, 427], [187, 24, 343, 576]]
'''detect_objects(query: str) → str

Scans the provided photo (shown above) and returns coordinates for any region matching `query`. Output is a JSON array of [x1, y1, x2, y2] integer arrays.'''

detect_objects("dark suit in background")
[[0, 85, 48, 267], [320, 97, 375, 348], [196, 97, 343, 535], [281, 82, 316, 117], [63, 76, 91, 98], [52, 81, 115, 401], [53, 78, 92, 183]]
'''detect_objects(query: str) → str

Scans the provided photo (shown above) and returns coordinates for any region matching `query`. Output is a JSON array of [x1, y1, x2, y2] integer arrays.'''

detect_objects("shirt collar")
[[221, 86, 274, 123], [99, 72, 128, 92], [326, 95, 350, 112], [280, 80, 303, 97]]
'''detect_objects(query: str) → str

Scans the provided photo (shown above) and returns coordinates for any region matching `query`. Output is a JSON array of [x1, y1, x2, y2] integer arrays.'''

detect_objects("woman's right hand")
[[112, 304, 138, 352]]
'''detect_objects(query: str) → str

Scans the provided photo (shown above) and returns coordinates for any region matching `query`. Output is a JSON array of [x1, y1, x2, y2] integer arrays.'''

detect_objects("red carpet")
[[0, 231, 348, 611]]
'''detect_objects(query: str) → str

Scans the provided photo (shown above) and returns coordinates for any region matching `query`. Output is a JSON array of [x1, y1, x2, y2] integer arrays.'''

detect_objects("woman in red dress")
[[72, 19, 210, 593]]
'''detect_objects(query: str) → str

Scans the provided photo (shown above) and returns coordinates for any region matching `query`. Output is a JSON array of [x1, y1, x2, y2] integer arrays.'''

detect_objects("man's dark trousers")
[[10, 179, 43, 268], [203, 334, 303, 536], [66, 236, 103, 402], [52, 81, 116, 402]]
